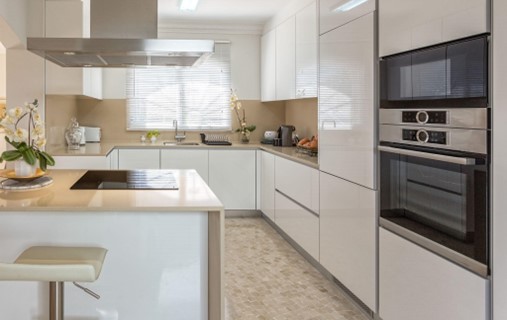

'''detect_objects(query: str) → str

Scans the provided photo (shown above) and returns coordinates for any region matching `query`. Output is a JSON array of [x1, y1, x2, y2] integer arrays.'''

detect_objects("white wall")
[[0, 52, 5, 98], [102, 32, 261, 100], [493, 0, 507, 318], [0, 0, 27, 48]]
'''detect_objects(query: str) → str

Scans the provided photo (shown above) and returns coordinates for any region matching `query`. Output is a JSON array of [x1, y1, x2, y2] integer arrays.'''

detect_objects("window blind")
[[126, 43, 231, 131]]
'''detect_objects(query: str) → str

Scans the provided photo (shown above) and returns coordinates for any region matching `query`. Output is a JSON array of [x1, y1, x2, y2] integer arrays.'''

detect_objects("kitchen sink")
[[163, 142, 200, 146]]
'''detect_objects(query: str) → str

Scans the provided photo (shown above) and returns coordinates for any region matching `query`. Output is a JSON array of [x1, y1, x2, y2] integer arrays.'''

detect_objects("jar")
[[65, 118, 82, 150]]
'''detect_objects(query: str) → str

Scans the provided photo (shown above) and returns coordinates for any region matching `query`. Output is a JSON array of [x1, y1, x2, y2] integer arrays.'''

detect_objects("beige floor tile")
[[225, 218, 368, 320]]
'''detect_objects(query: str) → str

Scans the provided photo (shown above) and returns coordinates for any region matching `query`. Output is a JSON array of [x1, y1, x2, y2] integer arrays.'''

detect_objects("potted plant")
[[146, 130, 160, 143], [230, 89, 256, 143], [0, 99, 55, 176]]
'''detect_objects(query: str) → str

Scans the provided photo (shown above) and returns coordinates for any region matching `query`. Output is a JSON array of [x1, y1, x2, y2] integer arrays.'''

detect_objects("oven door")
[[379, 145, 489, 276]]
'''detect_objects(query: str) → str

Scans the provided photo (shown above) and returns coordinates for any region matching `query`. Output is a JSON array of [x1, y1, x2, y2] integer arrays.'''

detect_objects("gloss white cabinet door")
[[318, 12, 375, 189], [107, 149, 119, 169], [261, 29, 277, 102], [379, 0, 489, 56], [208, 150, 256, 210], [320, 172, 376, 311], [379, 228, 488, 320], [118, 149, 160, 169], [260, 151, 275, 221], [160, 149, 209, 183], [275, 156, 319, 214], [295, 2, 317, 98], [52, 156, 109, 169], [275, 191, 319, 260], [276, 16, 296, 101], [319, 0, 375, 35]]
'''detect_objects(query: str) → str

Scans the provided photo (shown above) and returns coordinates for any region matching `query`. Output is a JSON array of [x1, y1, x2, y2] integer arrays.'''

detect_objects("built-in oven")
[[379, 34, 490, 277]]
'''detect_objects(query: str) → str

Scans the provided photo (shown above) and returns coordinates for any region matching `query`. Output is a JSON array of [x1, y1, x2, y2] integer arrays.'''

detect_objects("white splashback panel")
[[0, 211, 208, 320]]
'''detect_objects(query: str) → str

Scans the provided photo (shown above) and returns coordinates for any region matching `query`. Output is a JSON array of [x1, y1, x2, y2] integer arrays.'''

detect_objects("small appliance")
[[78, 127, 86, 145], [277, 125, 296, 147], [83, 127, 101, 143]]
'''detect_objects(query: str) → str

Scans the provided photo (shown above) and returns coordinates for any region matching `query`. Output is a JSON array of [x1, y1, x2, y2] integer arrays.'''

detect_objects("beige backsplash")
[[45, 96, 317, 144]]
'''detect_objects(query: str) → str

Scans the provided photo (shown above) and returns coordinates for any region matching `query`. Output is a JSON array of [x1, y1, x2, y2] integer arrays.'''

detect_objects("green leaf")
[[245, 125, 256, 132], [21, 147, 37, 165], [39, 151, 55, 166], [39, 155, 47, 171], [1, 150, 22, 162]]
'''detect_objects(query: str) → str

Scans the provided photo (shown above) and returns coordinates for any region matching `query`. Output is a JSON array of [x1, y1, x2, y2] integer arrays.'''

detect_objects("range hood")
[[27, 0, 214, 67]]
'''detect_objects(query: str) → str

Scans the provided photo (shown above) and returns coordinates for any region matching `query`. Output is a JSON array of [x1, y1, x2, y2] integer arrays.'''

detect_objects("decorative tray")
[[0, 169, 46, 181], [0, 176, 53, 192]]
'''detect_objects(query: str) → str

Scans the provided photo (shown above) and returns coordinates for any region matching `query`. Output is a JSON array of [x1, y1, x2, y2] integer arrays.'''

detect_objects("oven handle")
[[378, 145, 477, 165]]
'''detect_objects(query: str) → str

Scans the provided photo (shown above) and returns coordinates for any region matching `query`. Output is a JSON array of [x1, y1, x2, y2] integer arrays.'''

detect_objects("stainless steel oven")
[[379, 110, 490, 279]]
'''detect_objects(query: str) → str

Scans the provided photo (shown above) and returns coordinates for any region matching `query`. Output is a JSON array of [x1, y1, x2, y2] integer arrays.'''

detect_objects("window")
[[126, 43, 231, 131]]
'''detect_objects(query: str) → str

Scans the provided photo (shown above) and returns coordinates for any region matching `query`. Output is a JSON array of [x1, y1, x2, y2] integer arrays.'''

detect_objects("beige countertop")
[[0, 169, 224, 212], [46, 142, 319, 169]]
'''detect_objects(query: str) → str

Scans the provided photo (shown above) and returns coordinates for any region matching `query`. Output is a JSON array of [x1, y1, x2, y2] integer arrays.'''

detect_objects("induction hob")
[[70, 170, 179, 190]]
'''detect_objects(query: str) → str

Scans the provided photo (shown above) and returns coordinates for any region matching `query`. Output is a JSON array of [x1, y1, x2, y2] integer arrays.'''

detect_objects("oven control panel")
[[402, 111, 447, 124], [403, 129, 447, 144]]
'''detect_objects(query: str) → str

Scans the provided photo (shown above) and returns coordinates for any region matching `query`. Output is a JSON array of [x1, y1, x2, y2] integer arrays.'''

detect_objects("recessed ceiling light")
[[179, 0, 199, 12], [332, 0, 368, 12], [63, 52, 76, 55]]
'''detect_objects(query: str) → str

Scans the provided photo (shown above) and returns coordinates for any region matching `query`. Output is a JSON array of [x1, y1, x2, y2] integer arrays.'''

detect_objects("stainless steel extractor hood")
[[27, 0, 214, 67]]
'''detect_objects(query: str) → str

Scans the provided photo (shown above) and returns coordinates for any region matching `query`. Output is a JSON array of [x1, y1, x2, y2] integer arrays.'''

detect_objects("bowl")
[[264, 131, 278, 140]]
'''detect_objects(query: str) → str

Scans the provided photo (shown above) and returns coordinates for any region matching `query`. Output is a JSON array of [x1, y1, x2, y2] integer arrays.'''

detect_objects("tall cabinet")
[[318, 0, 377, 312]]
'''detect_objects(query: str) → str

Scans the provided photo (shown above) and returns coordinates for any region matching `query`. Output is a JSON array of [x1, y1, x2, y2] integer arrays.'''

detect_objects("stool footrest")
[[73, 281, 101, 299]]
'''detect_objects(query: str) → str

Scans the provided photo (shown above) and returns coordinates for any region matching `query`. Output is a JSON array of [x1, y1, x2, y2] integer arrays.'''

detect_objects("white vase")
[[14, 160, 37, 177]]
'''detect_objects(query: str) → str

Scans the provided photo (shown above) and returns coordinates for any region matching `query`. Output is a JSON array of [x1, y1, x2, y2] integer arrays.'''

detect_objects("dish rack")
[[200, 133, 232, 145]]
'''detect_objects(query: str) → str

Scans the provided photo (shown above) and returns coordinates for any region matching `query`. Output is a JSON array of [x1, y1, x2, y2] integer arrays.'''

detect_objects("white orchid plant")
[[230, 89, 256, 135], [0, 99, 55, 171]]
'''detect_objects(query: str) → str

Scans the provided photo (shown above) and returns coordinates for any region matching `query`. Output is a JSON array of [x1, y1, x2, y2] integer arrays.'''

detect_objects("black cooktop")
[[70, 170, 179, 190]]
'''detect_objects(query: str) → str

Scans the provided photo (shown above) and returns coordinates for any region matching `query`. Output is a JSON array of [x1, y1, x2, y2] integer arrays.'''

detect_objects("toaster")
[[83, 126, 101, 143]]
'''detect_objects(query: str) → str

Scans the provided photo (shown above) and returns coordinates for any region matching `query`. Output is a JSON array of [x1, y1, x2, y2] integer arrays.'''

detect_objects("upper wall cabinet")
[[296, 2, 318, 98], [276, 16, 296, 101], [379, 0, 489, 57], [320, 0, 375, 35], [261, 1, 317, 102], [45, 0, 102, 99], [261, 29, 277, 102]]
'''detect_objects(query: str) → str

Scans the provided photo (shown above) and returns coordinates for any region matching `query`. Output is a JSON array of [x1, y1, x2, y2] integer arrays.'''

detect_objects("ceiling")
[[157, 0, 289, 31]]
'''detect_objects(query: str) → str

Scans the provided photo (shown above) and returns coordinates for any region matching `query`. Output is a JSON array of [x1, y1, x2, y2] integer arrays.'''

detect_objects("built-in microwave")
[[380, 34, 489, 109]]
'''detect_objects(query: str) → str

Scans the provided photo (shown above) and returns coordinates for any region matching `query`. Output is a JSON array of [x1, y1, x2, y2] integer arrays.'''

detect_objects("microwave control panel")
[[402, 111, 447, 124]]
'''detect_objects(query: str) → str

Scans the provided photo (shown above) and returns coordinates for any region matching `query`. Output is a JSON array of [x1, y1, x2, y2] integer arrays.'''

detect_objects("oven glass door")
[[379, 146, 488, 273]]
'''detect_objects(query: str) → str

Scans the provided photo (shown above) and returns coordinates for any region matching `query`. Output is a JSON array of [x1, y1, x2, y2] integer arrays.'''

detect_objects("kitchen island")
[[0, 169, 224, 320]]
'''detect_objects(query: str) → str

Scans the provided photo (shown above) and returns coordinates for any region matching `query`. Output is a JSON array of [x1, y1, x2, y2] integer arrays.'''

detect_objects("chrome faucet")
[[173, 120, 186, 142]]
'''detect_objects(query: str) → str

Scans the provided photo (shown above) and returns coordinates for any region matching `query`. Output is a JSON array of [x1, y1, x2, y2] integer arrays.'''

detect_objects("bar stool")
[[0, 246, 107, 320]]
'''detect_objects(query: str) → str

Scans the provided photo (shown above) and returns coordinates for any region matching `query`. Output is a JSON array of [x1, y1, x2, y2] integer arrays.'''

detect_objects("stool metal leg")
[[49, 282, 64, 320]]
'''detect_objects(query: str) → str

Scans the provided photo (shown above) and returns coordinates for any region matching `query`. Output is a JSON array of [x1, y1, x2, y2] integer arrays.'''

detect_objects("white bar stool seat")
[[0, 246, 107, 320]]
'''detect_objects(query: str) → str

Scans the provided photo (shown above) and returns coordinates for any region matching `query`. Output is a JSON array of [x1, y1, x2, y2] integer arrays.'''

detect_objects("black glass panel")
[[447, 37, 487, 99], [412, 46, 447, 99], [385, 53, 412, 101], [71, 170, 179, 190]]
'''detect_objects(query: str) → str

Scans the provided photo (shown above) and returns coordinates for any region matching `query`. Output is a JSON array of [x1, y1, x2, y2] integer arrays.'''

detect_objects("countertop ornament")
[[0, 99, 55, 176], [231, 89, 256, 143]]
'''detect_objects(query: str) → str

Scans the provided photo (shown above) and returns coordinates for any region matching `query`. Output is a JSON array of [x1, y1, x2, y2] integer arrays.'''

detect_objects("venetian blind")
[[126, 43, 231, 130]]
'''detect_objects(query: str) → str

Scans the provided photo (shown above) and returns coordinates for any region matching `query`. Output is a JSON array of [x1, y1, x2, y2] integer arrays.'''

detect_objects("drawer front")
[[275, 156, 319, 213], [118, 149, 160, 169], [275, 191, 319, 260]]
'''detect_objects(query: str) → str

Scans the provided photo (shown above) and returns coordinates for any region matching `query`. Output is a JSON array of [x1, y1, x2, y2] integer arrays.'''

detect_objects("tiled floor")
[[224, 217, 368, 320]]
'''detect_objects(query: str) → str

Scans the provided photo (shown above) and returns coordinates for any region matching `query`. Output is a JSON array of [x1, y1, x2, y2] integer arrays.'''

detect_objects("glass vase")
[[239, 131, 250, 144], [14, 160, 37, 177]]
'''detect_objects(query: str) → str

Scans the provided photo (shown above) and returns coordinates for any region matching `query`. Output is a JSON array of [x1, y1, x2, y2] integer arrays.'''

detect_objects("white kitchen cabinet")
[[45, 0, 102, 99], [107, 149, 118, 170], [260, 151, 275, 221], [208, 150, 256, 210], [295, 2, 317, 98], [379, 228, 488, 320], [319, 172, 376, 311], [160, 149, 209, 183], [275, 156, 319, 214], [118, 149, 160, 169], [319, 0, 375, 35], [276, 16, 296, 101], [261, 29, 277, 102], [52, 156, 109, 169], [319, 12, 376, 189], [379, 0, 489, 56], [275, 191, 319, 260]]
